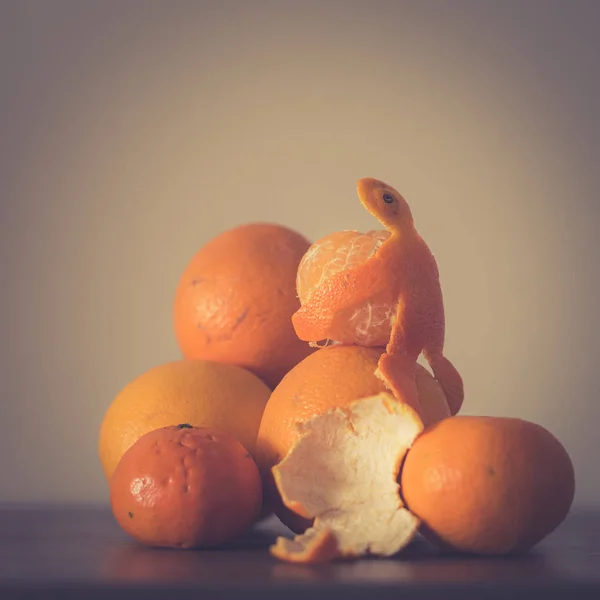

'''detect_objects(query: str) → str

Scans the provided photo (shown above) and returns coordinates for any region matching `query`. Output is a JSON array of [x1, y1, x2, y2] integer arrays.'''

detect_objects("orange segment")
[[293, 230, 397, 345], [296, 230, 391, 304]]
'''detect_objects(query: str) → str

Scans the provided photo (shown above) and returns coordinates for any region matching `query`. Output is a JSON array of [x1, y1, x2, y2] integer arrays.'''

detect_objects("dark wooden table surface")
[[0, 506, 598, 599]]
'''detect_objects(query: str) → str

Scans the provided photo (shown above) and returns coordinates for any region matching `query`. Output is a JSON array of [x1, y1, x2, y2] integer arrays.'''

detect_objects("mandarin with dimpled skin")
[[110, 424, 262, 548]]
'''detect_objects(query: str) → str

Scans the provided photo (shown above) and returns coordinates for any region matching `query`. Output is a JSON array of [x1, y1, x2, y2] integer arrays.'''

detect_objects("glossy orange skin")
[[401, 416, 575, 555], [110, 425, 262, 548], [173, 223, 315, 389], [255, 345, 450, 533]]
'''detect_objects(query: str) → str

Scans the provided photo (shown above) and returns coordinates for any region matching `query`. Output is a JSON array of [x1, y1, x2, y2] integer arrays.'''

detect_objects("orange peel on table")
[[292, 177, 464, 416], [269, 393, 424, 564]]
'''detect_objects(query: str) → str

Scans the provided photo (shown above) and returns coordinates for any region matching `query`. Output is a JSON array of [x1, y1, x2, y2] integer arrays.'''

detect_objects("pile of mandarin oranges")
[[99, 178, 574, 563]]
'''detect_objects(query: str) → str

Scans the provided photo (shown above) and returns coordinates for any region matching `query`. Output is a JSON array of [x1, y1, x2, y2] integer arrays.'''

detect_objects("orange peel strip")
[[270, 393, 424, 563]]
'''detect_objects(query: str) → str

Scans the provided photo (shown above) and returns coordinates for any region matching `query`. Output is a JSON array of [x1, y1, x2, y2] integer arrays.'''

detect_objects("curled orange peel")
[[269, 393, 424, 563], [292, 177, 464, 416]]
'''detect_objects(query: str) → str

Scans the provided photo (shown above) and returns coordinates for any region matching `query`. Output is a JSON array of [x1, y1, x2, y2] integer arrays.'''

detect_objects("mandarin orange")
[[99, 359, 270, 481], [173, 222, 314, 389], [110, 424, 262, 548], [255, 344, 450, 532], [401, 416, 575, 555], [296, 229, 395, 347]]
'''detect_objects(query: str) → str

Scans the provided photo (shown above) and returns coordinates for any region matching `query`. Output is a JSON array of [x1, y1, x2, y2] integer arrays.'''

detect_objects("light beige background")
[[1, 0, 598, 507]]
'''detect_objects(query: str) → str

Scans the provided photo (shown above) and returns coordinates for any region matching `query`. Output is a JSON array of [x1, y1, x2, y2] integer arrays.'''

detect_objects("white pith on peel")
[[270, 393, 424, 563]]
